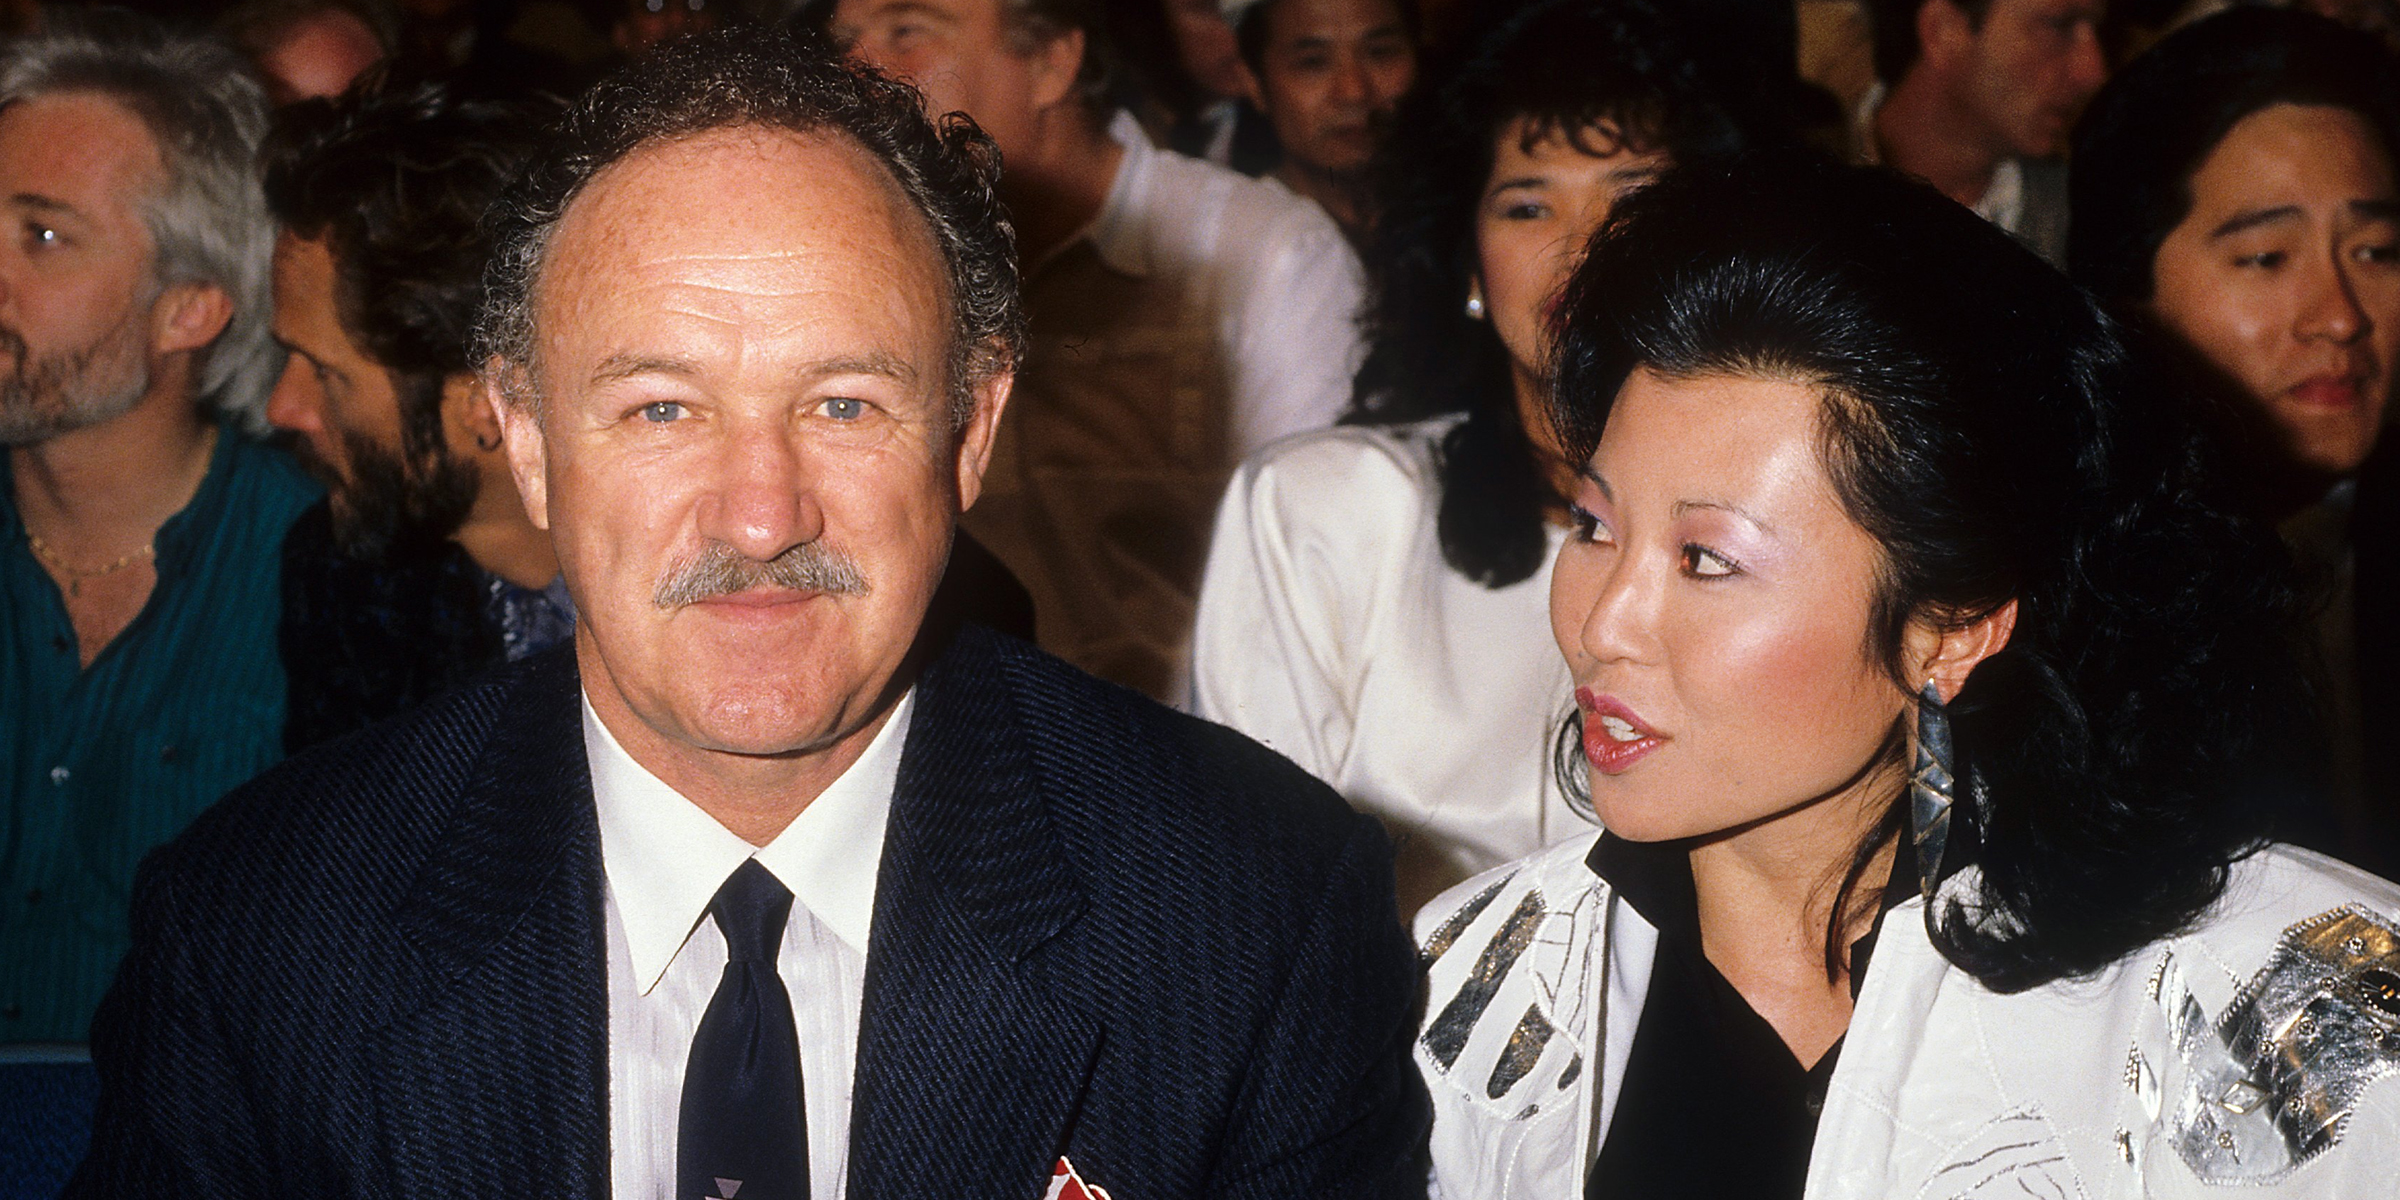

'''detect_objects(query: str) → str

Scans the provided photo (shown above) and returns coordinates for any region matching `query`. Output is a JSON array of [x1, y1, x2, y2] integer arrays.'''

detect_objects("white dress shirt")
[[1092, 110, 1365, 459], [588, 690, 912, 1200], [1190, 419, 1593, 918]]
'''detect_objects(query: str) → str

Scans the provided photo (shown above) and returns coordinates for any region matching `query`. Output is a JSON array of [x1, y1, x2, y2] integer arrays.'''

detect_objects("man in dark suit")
[[70, 27, 1426, 1200]]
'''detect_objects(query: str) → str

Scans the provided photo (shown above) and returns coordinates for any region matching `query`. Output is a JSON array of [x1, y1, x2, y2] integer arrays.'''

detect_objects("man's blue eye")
[[640, 401, 684, 422], [824, 397, 864, 420]]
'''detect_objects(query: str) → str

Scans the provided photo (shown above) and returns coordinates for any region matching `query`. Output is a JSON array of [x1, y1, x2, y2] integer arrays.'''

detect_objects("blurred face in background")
[[1939, 0, 2107, 159], [833, 0, 1069, 162], [1551, 369, 1910, 843], [2149, 102, 2400, 477], [1166, 0, 1253, 101], [252, 8, 386, 105], [1244, 0, 1414, 178], [1474, 117, 1664, 400], [615, 0, 723, 56]]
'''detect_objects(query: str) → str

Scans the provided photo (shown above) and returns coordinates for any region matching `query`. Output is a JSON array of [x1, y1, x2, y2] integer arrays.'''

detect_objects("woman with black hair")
[[1418, 153, 2400, 1198], [2069, 7, 2400, 876], [1189, 0, 1776, 914]]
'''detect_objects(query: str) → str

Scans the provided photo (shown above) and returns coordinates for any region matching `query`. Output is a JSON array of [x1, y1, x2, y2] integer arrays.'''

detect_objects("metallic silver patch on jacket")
[[1422, 889, 1546, 1070], [1421, 873, 1515, 965], [2166, 905, 2400, 1183], [1486, 1003, 1557, 1099]]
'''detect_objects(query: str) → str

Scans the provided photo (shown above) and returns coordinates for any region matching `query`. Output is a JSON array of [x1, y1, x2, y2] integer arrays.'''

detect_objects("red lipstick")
[[1577, 687, 1665, 776], [2287, 374, 2363, 410]]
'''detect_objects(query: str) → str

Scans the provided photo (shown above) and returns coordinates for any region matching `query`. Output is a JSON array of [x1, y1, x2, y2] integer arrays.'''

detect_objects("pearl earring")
[[1465, 281, 1486, 320]]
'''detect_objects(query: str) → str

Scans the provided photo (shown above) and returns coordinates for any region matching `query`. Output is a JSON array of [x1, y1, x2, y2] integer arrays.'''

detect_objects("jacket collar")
[[849, 625, 1102, 1198], [374, 646, 612, 1200]]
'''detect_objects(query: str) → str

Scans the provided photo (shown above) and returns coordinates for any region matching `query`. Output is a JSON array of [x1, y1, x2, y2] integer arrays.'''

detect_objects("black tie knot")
[[710, 859, 793, 966]]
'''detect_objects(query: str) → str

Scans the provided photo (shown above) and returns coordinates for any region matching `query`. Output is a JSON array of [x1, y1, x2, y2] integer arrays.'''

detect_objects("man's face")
[[2151, 104, 2400, 478], [0, 92, 163, 446], [267, 233, 475, 553], [1948, 0, 2107, 160], [496, 125, 1004, 769], [832, 0, 1056, 162], [1249, 0, 1414, 178]]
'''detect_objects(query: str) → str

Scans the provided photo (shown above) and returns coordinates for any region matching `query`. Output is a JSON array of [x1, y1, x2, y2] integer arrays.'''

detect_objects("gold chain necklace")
[[24, 530, 155, 598]]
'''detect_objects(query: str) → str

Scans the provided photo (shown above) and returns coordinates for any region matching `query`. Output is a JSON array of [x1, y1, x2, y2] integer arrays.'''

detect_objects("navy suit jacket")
[[70, 626, 1428, 1198]]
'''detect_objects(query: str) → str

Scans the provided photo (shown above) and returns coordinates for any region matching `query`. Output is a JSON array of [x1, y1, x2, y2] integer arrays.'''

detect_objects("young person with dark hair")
[[1192, 0, 1781, 914], [1419, 152, 2399, 1197], [2070, 7, 2400, 874]]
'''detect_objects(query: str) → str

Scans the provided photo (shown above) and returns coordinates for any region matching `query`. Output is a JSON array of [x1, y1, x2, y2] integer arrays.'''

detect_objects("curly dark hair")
[[264, 76, 550, 469], [1552, 152, 2314, 992], [2068, 7, 2400, 308], [1348, 0, 1784, 589], [472, 25, 1023, 427]]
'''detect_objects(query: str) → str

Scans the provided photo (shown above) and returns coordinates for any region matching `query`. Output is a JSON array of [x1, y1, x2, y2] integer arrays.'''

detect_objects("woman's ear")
[[1907, 599, 2018, 703]]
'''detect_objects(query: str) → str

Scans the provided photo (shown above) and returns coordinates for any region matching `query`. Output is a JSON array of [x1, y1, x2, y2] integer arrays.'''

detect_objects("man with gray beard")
[[0, 12, 316, 1047]]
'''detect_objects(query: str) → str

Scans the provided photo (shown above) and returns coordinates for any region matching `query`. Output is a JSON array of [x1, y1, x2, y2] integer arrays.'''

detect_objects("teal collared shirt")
[[1, 426, 318, 1044]]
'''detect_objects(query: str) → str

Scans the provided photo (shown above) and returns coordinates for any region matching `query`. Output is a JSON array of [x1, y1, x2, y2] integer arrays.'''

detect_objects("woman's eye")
[[1568, 504, 1611, 544], [22, 221, 58, 250], [2353, 240, 2400, 267], [638, 401, 685, 423], [1682, 544, 1736, 577], [1501, 201, 1548, 221], [821, 396, 866, 421], [2234, 250, 2286, 270]]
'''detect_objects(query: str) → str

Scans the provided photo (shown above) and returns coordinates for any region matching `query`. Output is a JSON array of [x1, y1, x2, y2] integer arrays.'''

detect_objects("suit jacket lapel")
[[849, 630, 1102, 1200], [372, 650, 612, 1200]]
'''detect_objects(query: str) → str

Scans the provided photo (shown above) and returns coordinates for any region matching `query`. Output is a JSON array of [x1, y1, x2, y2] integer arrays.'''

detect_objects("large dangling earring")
[[1464, 279, 1486, 321], [1909, 681, 1956, 902]]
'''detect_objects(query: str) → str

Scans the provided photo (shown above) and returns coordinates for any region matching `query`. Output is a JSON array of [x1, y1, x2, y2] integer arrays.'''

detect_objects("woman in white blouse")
[[1419, 153, 2400, 1199], [1189, 0, 1787, 914]]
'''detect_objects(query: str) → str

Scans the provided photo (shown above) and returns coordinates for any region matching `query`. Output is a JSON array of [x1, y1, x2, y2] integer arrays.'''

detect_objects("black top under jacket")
[[1585, 832, 1913, 1200]]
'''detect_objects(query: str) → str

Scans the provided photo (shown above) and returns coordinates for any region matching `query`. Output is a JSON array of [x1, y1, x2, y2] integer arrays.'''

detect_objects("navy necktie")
[[678, 859, 810, 1200]]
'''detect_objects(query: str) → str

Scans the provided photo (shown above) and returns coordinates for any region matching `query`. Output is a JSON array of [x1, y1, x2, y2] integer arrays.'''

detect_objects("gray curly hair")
[[474, 24, 1023, 431], [0, 10, 278, 429]]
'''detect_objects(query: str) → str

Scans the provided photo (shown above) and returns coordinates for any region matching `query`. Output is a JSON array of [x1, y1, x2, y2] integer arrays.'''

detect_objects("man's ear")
[[953, 364, 1013, 512], [442, 371, 504, 457], [484, 364, 551, 532], [1027, 27, 1088, 114], [1905, 598, 2018, 704], [149, 281, 234, 356], [1916, 0, 1977, 74]]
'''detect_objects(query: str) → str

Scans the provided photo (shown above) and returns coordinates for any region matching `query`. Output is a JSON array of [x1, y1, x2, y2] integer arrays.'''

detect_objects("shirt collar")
[[587, 687, 912, 994], [1052, 110, 1152, 280]]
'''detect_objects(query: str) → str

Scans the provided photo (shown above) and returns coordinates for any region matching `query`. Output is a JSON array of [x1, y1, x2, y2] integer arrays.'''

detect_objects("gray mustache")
[[653, 540, 869, 608]]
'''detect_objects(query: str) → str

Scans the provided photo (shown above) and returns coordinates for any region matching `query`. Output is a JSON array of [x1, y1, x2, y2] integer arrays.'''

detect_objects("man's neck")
[[10, 376, 214, 558], [452, 462, 559, 589], [1873, 71, 2004, 209], [1273, 158, 1368, 238], [1002, 109, 1127, 269], [580, 637, 905, 846]]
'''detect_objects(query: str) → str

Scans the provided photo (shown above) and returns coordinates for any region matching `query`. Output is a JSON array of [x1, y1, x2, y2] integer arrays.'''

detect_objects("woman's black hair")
[[1348, 0, 1784, 588], [2068, 6, 2400, 306], [1553, 151, 2314, 992]]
